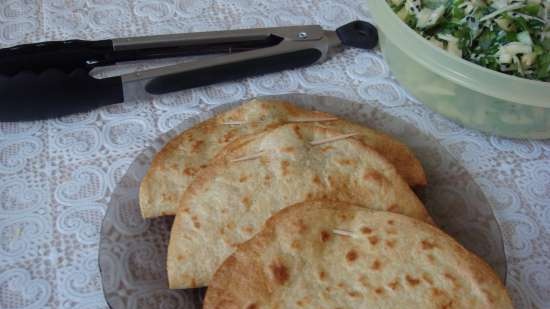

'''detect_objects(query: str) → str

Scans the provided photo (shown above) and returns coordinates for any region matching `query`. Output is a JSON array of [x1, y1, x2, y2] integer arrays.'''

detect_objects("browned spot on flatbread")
[[320, 230, 331, 242], [388, 279, 401, 290], [386, 227, 398, 235], [388, 220, 395, 225], [264, 174, 272, 185], [363, 170, 384, 183], [202, 124, 215, 134], [222, 130, 237, 143], [177, 255, 185, 261], [320, 145, 335, 153], [374, 287, 385, 295], [161, 193, 176, 202], [338, 159, 355, 166], [338, 211, 354, 221], [242, 225, 254, 234], [191, 215, 200, 229], [444, 273, 460, 289], [386, 204, 398, 213], [473, 268, 487, 284], [386, 239, 397, 248], [406, 275, 421, 286], [292, 125, 303, 138], [281, 160, 290, 176], [239, 174, 249, 182], [368, 235, 379, 246], [319, 271, 326, 280], [432, 287, 445, 297], [348, 291, 362, 298], [371, 259, 382, 271], [313, 175, 321, 185], [297, 296, 313, 306], [346, 250, 358, 262], [241, 196, 252, 210], [183, 167, 197, 176], [294, 219, 308, 233], [186, 134, 195, 142], [191, 140, 204, 153], [361, 227, 373, 234], [281, 146, 295, 153], [270, 261, 290, 285], [291, 239, 301, 249], [246, 304, 258, 309], [422, 239, 437, 250]]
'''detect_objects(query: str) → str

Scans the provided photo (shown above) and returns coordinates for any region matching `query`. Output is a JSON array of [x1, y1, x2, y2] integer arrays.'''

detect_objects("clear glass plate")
[[99, 94, 507, 309]]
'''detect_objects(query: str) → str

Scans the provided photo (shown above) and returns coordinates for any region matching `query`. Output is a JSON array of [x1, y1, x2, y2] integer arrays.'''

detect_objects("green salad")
[[387, 0, 550, 82]]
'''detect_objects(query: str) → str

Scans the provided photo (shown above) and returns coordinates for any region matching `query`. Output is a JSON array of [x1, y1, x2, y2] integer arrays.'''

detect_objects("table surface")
[[0, 1, 548, 309]]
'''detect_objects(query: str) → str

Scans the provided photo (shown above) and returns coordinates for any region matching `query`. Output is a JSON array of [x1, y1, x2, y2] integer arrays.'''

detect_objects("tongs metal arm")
[[112, 25, 324, 51], [120, 25, 331, 100]]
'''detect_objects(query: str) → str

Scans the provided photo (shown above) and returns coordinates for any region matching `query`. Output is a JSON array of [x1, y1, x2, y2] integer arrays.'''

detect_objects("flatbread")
[[167, 124, 431, 288], [204, 200, 513, 309], [139, 99, 426, 218]]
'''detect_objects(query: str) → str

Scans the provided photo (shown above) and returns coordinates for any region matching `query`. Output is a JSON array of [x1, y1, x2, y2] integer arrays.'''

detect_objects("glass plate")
[[99, 94, 507, 309]]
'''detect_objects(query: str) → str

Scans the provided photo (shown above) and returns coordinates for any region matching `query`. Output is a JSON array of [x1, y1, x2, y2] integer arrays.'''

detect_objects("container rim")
[[368, 0, 550, 108]]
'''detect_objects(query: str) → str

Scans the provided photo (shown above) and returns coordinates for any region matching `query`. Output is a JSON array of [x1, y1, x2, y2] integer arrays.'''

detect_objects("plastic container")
[[368, 0, 550, 139]]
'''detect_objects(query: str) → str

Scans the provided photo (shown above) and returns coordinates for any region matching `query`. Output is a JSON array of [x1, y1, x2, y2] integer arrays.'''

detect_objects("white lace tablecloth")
[[0, 1, 548, 309]]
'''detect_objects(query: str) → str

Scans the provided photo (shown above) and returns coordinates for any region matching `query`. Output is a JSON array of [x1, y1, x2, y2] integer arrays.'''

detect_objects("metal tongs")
[[0, 21, 377, 121]]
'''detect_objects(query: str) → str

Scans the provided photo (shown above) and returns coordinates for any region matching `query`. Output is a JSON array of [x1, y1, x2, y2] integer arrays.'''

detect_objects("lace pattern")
[[0, 1, 549, 309]]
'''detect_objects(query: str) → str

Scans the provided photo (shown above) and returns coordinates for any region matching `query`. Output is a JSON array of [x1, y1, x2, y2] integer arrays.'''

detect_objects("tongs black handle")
[[336, 20, 378, 50], [0, 39, 116, 75], [0, 39, 124, 121], [0, 69, 124, 121]]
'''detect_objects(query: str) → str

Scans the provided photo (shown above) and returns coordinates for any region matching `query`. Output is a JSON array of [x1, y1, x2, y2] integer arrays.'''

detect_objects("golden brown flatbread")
[[167, 124, 431, 288], [139, 99, 426, 218], [204, 200, 513, 309]]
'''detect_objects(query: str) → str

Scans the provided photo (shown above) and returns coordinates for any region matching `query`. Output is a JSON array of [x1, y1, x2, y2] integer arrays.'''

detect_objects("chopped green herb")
[[387, 0, 550, 82]]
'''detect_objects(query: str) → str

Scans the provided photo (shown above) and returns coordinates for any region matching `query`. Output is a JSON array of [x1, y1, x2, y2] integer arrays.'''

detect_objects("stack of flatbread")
[[139, 99, 513, 308]]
